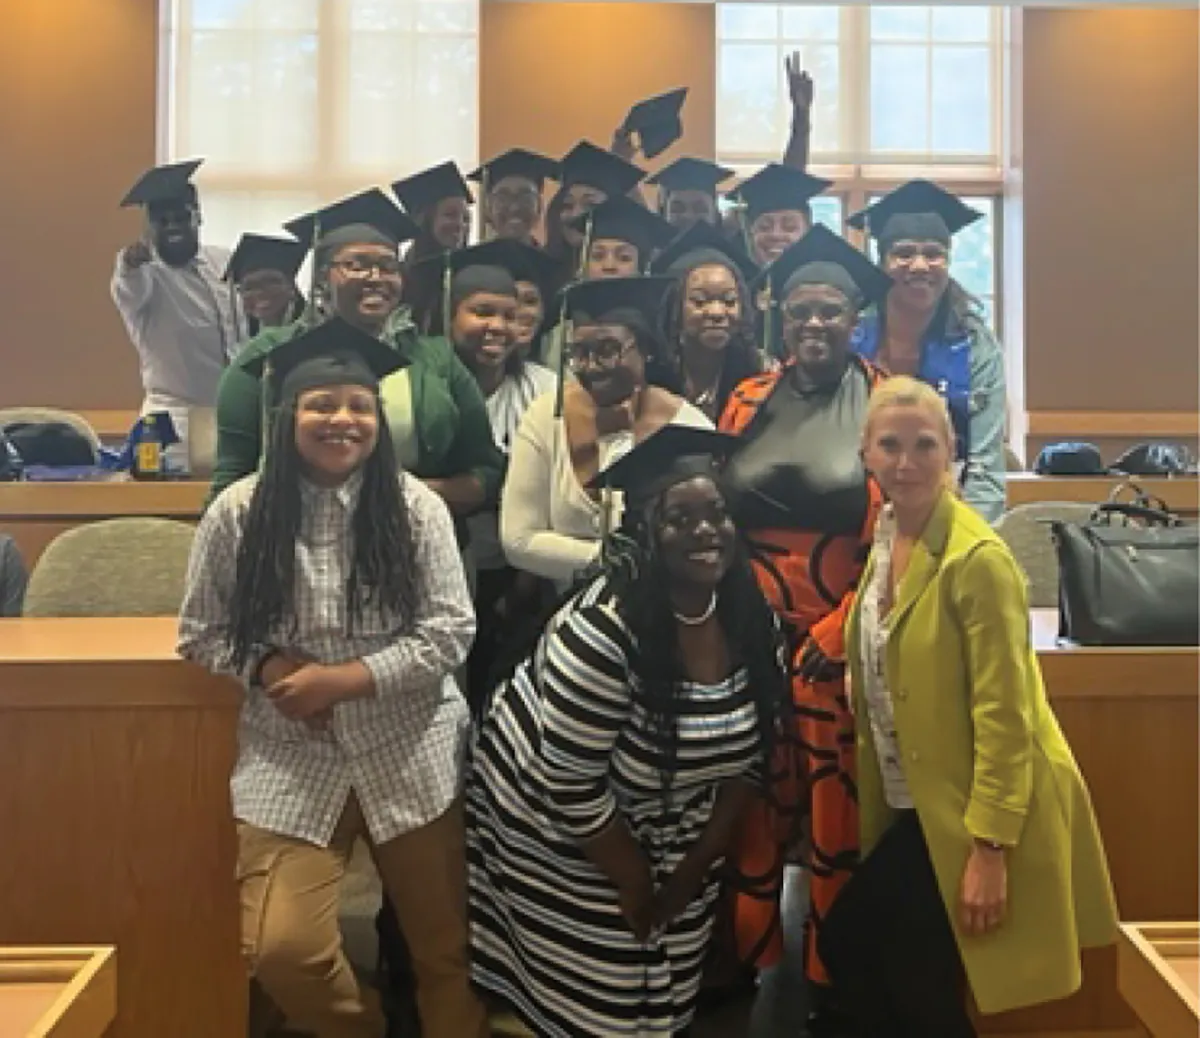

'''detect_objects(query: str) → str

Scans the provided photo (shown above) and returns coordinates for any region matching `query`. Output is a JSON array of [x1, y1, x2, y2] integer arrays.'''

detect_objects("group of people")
[[144, 65, 1116, 1038]]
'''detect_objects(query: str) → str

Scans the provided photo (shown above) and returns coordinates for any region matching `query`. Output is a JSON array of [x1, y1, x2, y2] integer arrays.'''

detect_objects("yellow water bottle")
[[134, 416, 162, 481]]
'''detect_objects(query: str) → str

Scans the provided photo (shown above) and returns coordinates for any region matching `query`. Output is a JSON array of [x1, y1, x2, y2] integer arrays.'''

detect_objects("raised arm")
[[781, 54, 814, 172]]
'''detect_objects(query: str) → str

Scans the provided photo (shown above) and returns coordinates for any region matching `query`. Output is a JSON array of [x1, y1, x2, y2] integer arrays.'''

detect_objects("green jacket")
[[208, 320, 503, 507]]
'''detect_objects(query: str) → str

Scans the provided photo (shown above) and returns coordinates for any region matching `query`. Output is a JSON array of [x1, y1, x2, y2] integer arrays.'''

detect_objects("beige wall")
[[0, 1, 158, 410], [1023, 7, 1199, 416], [480, 3, 716, 176], [2, 4, 1196, 431]]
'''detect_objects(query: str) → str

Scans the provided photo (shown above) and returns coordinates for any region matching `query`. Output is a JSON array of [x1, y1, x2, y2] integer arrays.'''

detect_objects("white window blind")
[[159, 0, 479, 250]]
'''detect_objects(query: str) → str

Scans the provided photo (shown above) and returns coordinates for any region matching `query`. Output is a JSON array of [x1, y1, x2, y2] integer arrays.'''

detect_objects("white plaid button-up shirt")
[[178, 470, 475, 847]]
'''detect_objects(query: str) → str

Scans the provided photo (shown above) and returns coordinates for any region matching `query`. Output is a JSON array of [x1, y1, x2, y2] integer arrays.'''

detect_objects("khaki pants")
[[238, 796, 489, 1038]]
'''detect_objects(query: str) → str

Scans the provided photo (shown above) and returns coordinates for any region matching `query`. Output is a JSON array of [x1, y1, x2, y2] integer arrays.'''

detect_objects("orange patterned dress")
[[719, 355, 885, 984]]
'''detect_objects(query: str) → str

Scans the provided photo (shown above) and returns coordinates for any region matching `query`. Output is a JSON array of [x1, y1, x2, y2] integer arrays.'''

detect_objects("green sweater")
[[208, 320, 503, 507]]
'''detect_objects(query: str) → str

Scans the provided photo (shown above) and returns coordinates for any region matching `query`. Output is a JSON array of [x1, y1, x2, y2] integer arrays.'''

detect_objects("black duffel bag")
[[1050, 483, 1199, 646]]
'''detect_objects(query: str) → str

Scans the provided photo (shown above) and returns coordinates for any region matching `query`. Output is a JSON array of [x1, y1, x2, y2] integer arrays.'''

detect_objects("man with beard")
[[112, 159, 246, 418]]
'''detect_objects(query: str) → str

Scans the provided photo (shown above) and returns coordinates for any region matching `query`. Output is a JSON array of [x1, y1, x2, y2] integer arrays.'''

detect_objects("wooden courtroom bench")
[[0, 480, 208, 569], [977, 610, 1197, 1035], [0, 946, 116, 1038], [1118, 923, 1199, 1037], [0, 618, 244, 1038], [1006, 474, 1200, 518]]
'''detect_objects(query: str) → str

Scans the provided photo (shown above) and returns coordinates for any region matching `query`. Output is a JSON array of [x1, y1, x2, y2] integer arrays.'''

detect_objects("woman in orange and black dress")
[[718, 226, 893, 1031]]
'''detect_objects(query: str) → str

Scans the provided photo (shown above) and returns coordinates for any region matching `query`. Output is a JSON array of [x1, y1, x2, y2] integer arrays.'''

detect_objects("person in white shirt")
[[111, 159, 245, 427]]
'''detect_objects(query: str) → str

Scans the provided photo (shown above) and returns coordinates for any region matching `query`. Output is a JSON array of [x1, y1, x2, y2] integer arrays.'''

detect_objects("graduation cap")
[[224, 234, 308, 284], [444, 239, 559, 293], [648, 157, 735, 197], [283, 189, 419, 250], [650, 219, 760, 282], [391, 161, 472, 217], [756, 224, 892, 311], [847, 179, 983, 252], [559, 141, 646, 197], [588, 424, 738, 510], [242, 317, 407, 403], [572, 195, 675, 258], [120, 159, 203, 209], [622, 87, 688, 161], [469, 148, 560, 191], [552, 275, 674, 332], [725, 163, 833, 223]]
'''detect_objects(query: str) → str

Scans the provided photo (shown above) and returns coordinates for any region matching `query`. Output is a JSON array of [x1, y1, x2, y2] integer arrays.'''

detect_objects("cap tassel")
[[576, 211, 596, 281], [300, 214, 323, 326], [259, 357, 273, 466], [553, 306, 572, 419], [440, 251, 453, 338]]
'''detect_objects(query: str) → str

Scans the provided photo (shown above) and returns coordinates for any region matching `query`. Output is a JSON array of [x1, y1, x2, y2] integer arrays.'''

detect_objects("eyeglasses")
[[332, 256, 403, 279], [567, 336, 636, 370], [782, 300, 852, 323]]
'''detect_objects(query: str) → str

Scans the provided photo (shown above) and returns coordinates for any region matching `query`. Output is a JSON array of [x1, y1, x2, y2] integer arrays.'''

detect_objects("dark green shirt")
[[208, 319, 503, 507]]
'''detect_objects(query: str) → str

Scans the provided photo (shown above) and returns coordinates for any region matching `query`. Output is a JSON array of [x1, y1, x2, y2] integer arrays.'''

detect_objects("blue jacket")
[[852, 309, 1007, 523]]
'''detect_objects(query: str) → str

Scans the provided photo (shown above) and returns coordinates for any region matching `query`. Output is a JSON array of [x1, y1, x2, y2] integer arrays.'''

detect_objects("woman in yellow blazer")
[[822, 377, 1118, 1036]]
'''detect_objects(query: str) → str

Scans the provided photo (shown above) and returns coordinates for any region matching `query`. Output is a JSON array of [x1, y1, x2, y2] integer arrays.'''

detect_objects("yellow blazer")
[[846, 492, 1118, 1015]]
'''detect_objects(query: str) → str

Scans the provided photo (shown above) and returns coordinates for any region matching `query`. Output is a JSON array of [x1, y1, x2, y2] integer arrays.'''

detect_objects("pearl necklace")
[[673, 593, 718, 626]]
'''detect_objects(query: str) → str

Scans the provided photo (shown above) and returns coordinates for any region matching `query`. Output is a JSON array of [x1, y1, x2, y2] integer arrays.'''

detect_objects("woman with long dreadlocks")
[[651, 220, 765, 425], [719, 225, 892, 1033], [178, 317, 490, 1038], [468, 424, 790, 1038]]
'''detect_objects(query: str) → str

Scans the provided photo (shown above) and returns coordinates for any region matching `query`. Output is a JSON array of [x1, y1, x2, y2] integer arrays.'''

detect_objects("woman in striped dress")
[[466, 426, 790, 1037]]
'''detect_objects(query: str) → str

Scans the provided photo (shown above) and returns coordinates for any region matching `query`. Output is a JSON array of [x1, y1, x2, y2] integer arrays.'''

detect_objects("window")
[[159, 0, 479, 251], [717, 5, 1006, 325]]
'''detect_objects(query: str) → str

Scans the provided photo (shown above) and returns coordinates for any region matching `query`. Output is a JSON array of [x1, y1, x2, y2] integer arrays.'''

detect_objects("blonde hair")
[[864, 376, 958, 489]]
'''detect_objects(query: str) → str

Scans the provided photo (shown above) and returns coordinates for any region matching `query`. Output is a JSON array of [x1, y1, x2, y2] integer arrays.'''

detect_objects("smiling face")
[[862, 399, 953, 515], [750, 208, 810, 265], [326, 242, 404, 333], [488, 175, 542, 242], [781, 282, 856, 379], [681, 263, 741, 354], [147, 201, 200, 267], [294, 383, 380, 485], [586, 238, 640, 280], [664, 189, 719, 233], [883, 238, 951, 314], [238, 268, 295, 327], [568, 321, 645, 407], [560, 184, 607, 248], [656, 476, 736, 590], [429, 196, 471, 250], [450, 290, 519, 374], [513, 279, 545, 354]]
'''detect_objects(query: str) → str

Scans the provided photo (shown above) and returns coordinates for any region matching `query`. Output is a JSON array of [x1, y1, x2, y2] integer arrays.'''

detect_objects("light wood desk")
[[1007, 474, 1200, 518], [0, 946, 116, 1038], [976, 612, 1197, 1034], [1118, 923, 1199, 1037], [0, 481, 208, 569], [0, 618, 244, 1037]]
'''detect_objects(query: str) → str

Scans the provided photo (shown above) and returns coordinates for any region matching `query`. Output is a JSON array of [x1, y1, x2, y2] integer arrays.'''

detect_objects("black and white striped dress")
[[466, 576, 763, 1037]]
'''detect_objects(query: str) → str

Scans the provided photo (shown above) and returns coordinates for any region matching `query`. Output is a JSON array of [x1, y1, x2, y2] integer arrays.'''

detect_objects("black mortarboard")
[[650, 219, 760, 282], [725, 163, 833, 223], [757, 224, 892, 310], [588, 424, 738, 508], [572, 195, 675, 258], [391, 161, 472, 217], [554, 275, 674, 329], [469, 148, 560, 191], [444, 239, 559, 292], [648, 157, 735, 196], [559, 141, 646, 197], [242, 317, 406, 402], [120, 159, 203, 209], [847, 179, 982, 252], [622, 87, 688, 160], [283, 189, 419, 250], [224, 234, 308, 283]]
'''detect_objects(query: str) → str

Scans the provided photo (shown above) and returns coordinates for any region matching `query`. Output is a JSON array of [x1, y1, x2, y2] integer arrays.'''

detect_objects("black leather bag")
[[1051, 483, 1199, 646]]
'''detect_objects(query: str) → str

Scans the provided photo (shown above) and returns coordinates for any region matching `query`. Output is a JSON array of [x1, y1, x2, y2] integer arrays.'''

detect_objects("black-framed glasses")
[[567, 336, 636, 370], [332, 256, 403, 279]]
